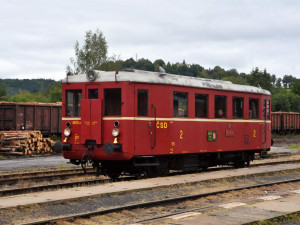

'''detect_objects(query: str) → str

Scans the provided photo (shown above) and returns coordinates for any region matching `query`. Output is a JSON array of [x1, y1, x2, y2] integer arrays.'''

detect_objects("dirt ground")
[[272, 135, 300, 147]]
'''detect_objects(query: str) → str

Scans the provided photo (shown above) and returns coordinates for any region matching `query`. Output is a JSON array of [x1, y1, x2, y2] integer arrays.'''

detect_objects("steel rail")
[[0, 178, 109, 197], [251, 159, 300, 166], [18, 176, 300, 225], [0, 170, 97, 186], [0, 167, 94, 180]]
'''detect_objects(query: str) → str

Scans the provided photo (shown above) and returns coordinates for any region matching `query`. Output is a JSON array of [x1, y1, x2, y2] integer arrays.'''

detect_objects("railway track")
[[0, 167, 94, 180], [0, 168, 96, 186], [1, 158, 299, 197], [18, 173, 300, 225]]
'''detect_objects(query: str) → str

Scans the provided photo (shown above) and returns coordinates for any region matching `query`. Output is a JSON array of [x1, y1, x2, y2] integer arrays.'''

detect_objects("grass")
[[250, 211, 300, 225], [287, 143, 300, 150], [0, 155, 7, 160], [272, 133, 300, 138], [57, 164, 70, 170]]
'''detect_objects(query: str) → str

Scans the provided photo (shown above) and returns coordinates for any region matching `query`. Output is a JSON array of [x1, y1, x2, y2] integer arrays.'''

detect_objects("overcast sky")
[[1, 0, 300, 80]]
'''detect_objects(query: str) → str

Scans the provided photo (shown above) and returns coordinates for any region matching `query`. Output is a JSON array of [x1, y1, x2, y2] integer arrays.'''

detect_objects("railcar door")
[[81, 85, 102, 144], [262, 98, 270, 149], [134, 88, 153, 155]]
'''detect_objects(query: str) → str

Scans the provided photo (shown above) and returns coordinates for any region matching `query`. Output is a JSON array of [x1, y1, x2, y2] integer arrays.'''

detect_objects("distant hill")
[[0, 79, 57, 96]]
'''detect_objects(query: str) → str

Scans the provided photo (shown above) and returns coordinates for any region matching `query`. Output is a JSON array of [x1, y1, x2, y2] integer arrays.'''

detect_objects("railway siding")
[[1, 163, 300, 209]]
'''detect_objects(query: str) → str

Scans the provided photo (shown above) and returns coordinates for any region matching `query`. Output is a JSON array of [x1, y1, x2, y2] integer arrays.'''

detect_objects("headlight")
[[64, 128, 71, 137], [112, 128, 119, 137]]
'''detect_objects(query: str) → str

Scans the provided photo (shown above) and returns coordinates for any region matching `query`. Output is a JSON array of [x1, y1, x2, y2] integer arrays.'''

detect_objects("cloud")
[[0, 0, 300, 80]]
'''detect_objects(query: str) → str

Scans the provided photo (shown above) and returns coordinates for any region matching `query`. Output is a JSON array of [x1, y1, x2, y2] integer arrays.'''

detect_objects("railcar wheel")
[[105, 168, 121, 181], [233, 160, 246, 168], [201, 166, 208, 171], [145, 167, 158, 178], [246, 160, 250, 167], [107, 173, 120, 181]]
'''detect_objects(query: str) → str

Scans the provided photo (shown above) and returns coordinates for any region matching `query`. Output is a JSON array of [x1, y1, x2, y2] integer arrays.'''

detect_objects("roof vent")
[[159, 66, 166, 76], [86, 70, 97, 82]]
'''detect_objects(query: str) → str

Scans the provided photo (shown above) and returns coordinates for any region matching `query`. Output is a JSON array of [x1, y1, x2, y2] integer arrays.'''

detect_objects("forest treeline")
[[1, 58, 300, 112], [0, 79, 61, 103]]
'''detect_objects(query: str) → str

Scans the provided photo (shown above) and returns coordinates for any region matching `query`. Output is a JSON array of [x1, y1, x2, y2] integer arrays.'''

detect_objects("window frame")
[[195, 93, 208, 118], [173, 91, 188, 118], [214, 95, 227, 119], [65, 89, 82, 117], [232, 96, 244, 119], [266, 100, 270, 120], [137, 89, 149, 117], [88, 89, 99, 99], [104, 88, 122, 116], [249, 98, 259, 120]]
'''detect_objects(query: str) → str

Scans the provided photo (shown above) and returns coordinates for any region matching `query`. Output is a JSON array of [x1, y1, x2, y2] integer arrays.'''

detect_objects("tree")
[[226, 69, 239, 78], [136, 58, 154, 71], [292, 79, 300, 96], [189, 64, 204, 77], [272, 89, 300, 112], [282, 75, 296, 89], [49, 82, 62, 103], [9, 90, 49, 103], [271, 75, 276, 87], [275, 78, 282, 89], [222, 76, 248, 85], [0, 81, 7, 100], [101, 59, 123, 71], [209, 66, 226, 80], [122, 58, 136, 69], [67, 29, 108, 74], [247, 68, 272, 92]]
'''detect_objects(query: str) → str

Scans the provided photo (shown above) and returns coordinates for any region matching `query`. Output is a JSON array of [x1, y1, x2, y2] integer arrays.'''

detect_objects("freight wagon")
[[271, 112, 300, 133], [0, 102, 62, 135]]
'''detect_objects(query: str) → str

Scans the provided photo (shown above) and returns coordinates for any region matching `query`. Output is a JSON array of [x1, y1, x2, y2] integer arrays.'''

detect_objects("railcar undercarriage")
[[73, 150, 267, 180]]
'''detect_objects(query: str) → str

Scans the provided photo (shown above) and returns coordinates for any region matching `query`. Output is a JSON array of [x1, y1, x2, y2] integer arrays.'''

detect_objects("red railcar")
[[56, 69, 271, 178]]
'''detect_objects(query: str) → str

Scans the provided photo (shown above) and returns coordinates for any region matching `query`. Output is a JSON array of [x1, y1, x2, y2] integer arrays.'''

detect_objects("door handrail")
[[152, 104, 156, 149]]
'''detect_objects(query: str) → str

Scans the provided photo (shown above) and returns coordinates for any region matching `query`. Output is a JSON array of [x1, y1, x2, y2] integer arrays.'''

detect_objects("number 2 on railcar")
[[54, 69, 271, 179]]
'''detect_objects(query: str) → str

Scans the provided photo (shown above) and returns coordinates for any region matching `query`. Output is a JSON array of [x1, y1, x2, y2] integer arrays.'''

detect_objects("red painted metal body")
[[61, 79, 271, 163]]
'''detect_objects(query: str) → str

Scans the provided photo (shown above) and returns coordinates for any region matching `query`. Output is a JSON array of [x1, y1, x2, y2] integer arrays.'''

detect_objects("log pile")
[[0, 131, 56, 156]]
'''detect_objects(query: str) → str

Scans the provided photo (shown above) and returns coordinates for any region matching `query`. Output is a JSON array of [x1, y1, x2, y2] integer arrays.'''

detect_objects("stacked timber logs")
[[0, 131, 56, 156]]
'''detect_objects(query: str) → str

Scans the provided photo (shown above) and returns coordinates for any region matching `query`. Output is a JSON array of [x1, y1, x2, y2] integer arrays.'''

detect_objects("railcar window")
[[215, 95, 227, 118], [88, 89, 98, 99], [66, 90, 82, 117], [173, 92, 188, 117], [267, 100, 270, 120], [232, 97, 244, 119], [104, 89, 121, 116], [263, 100, 266, 120], [249, 98, 259, 119], [195, 94, 208, 118], [138, 90, 148, 116]]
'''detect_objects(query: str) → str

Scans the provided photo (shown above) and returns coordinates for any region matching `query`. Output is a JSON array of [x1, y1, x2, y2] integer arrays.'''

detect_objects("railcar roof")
[[63, 69, 271, 95]]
